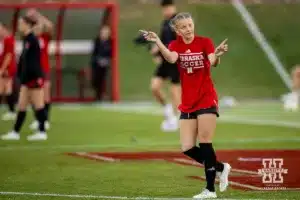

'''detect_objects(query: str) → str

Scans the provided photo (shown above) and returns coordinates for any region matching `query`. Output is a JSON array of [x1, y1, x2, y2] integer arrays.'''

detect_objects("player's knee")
[[44, 89, 51, 102], [198, 130, 213, 143], [32, 98, 44, 110], [44, 95, 51, 103], [4, 86, 13, 95], [17, 100, 27, 111], [150, 82, 160, 94], [170, 85, 181, 99]]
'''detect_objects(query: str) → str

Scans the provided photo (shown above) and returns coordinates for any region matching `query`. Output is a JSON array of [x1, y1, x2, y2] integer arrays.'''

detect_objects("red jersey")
[[39, 32, 51, 73], [168, 36, 218, 113], [0, 35, 16, 77]]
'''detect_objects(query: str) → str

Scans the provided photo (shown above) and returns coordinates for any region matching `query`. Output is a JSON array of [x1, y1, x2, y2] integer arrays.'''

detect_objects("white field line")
[[0, 191, 269, 200], [228, 180, 262, 190], [94, 104, 300, 129], [74, 152, 119, 162], [231, 0, 292, 90], [198, 176, 300, 191], [101, 105, 300, 129], [220, 116, 300, 129], [0, 137, 300, 151]]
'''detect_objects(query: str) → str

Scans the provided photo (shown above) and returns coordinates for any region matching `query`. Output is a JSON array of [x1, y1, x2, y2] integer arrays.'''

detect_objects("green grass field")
[[1, 1, 300, 199], [0, 101, 299, 200]]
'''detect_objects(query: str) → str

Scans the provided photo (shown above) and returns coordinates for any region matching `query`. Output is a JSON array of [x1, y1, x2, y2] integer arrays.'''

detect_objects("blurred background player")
[[25, 9, 53, 130], [283, 65, 300, 111], [0, 22, 17, 121], [135, 0, 181, 132], [1, 16, 47, 141], [90, 25, 112, 101]]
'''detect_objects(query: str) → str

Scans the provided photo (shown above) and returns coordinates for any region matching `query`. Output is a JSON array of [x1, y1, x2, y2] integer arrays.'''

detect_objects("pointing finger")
[[139, 30, 149, 35]]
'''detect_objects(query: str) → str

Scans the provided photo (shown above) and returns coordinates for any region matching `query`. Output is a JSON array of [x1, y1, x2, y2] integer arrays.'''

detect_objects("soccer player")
[[284, 65, 300, 111], [150, 0, 180, 132], [0, 22, 17, 121], [26, 9, 53, 130], [140, 12, 231, 199], [90, 25, 112, 101], [1, 16, 47, 141]]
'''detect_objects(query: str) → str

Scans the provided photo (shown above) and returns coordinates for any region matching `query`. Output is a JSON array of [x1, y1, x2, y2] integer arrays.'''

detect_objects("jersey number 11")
[[187, 67, 193, 74]]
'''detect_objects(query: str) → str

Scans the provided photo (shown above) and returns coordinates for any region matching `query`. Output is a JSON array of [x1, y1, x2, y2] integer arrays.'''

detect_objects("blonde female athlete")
[[140, 12, 231, 199]]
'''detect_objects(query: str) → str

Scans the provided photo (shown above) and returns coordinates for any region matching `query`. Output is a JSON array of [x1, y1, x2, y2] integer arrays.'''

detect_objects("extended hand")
[[215, 38, 228, 57], [139, 30, 159, 43]]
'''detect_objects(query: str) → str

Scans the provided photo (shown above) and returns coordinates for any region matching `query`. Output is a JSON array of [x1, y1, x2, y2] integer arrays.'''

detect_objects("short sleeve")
[[168, 40, 177, 52], [204, 38, 215, 55]]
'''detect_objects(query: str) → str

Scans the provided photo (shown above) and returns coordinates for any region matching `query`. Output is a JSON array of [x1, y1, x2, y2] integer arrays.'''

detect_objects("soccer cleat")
[[219, 163, 231, 192], [283, 92, 299, 111], [1, 112, 16, 121], [193, 189, 217, 199], [29, 120, 50, 130], [27, 132, 47, 141], [160, 117, 178, 132], [1, 131, 20, 140]]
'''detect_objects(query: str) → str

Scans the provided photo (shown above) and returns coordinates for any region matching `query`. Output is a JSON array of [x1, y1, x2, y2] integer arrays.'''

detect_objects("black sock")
[[183, 146, 204, 164], [6, 95, 15, 112], [36, 108, 46, 132], [199, 144, 224, 172], [216, 161, 224, 172], [200, 143, 217, 192], [183, 145, 224, 173], [13, 111, 26, 133], [44, 103, 51, 121]]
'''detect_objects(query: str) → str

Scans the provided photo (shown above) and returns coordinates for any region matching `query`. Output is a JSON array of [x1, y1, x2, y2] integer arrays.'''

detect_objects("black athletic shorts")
[[22, 78, 44, 89], [154, 61, 180, 84], [180, 106, 219, 120]]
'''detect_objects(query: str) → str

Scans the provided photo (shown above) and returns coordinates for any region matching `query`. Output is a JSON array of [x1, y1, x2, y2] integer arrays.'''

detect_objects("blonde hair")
[[169, 12, 193, 30]]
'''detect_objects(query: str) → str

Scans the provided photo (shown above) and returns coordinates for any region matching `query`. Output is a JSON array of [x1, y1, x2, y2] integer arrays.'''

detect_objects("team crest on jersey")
[[179, 52, 205, 74]]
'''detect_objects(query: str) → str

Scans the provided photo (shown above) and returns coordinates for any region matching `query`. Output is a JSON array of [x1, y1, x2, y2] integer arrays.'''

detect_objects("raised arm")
[[139, 30, 178, 64], [26, 9, 54, 34], [37, 13, 54, 33], [208, 38, 228, 67]]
